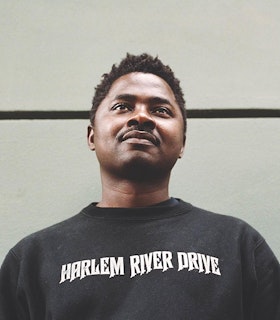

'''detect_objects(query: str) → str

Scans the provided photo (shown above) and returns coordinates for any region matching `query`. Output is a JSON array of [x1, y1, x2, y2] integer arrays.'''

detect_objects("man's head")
[[88, 54, 187, 182], [90, 53, 187, 135]]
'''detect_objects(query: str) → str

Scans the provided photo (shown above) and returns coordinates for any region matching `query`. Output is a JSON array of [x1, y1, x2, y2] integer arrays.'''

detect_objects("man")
[[0, 53, 279, 319]]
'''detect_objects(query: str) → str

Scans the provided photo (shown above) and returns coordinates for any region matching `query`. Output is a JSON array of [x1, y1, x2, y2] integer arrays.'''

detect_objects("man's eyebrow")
[[114, 94, 173, 106], [114, 94, 136, 102], [148, 97, 172, 106]]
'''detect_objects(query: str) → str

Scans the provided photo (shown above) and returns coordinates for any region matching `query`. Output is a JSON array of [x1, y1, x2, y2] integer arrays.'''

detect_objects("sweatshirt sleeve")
[[252, 240, 280, 320], [0, 250, 28, 320]]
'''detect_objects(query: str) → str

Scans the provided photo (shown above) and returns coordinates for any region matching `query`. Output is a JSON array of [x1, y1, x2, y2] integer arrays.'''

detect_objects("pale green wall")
[[1, 1, 280, 263]]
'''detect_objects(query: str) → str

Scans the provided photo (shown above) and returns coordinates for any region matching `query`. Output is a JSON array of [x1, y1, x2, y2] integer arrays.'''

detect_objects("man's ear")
[[178, 146, 185, 159], [178, 135, 186, 159], [87, 125, 95, 151]]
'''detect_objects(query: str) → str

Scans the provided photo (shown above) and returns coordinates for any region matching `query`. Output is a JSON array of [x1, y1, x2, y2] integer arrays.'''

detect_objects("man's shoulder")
[[9, 205, 91, 259], [183, 201, 264, 244]]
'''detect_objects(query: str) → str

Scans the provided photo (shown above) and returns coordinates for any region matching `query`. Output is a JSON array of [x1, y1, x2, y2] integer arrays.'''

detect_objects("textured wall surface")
[[1, 1, 279, 263]]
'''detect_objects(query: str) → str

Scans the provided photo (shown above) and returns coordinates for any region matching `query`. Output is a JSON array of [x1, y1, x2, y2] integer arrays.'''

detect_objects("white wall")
[[1, 1, 280, 263]]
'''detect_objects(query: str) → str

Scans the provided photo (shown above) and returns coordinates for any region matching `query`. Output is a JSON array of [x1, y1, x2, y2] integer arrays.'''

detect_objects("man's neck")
[[97, 174, 170, 208]]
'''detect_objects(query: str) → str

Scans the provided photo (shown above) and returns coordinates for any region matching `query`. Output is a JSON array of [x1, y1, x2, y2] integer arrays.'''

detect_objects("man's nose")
[[127, 107, 156, 130]]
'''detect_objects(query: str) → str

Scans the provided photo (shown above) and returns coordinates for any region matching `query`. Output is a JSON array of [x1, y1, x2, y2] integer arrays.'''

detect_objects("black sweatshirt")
[[1, 199, 280, 319]]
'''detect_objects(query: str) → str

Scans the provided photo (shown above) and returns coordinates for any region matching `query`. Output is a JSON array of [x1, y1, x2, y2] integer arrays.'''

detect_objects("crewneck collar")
[[81, 198, 192, 221]]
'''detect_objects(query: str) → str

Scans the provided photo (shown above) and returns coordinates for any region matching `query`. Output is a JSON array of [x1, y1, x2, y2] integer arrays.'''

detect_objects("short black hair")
[[90, 53, 187, 133]]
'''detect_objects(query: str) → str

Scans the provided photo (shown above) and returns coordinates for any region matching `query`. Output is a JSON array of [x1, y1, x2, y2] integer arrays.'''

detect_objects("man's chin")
[[117, 158, 170, 182]]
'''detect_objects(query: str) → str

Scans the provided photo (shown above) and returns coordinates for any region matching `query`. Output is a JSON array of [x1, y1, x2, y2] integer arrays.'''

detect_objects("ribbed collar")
[[81, 198, 193, 221]]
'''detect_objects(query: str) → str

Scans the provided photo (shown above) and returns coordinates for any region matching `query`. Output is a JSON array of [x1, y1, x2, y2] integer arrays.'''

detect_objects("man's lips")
[[121, 130, 160, 146]]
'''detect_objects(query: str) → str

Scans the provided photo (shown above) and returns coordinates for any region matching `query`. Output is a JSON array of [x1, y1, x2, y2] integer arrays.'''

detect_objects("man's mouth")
[[121, 130, 160, 146]]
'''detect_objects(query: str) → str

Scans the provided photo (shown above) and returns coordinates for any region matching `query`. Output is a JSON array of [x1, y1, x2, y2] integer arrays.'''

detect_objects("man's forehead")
[[106, 72, 176, 101]]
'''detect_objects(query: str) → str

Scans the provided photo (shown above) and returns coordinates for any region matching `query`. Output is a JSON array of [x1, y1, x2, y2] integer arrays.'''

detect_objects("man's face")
[[88, 72, 185, 180]]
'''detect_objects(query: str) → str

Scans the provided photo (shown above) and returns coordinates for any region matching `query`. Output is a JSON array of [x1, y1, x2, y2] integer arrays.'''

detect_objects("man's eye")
[[112, 103, 132, 111], [153, 107, 172, 116]]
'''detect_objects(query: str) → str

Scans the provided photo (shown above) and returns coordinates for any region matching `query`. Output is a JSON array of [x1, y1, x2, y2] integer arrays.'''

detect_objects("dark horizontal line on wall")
[[189, 109, 280, 118], [0, 109, 280, 120], [0, 110, 88, 120]]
